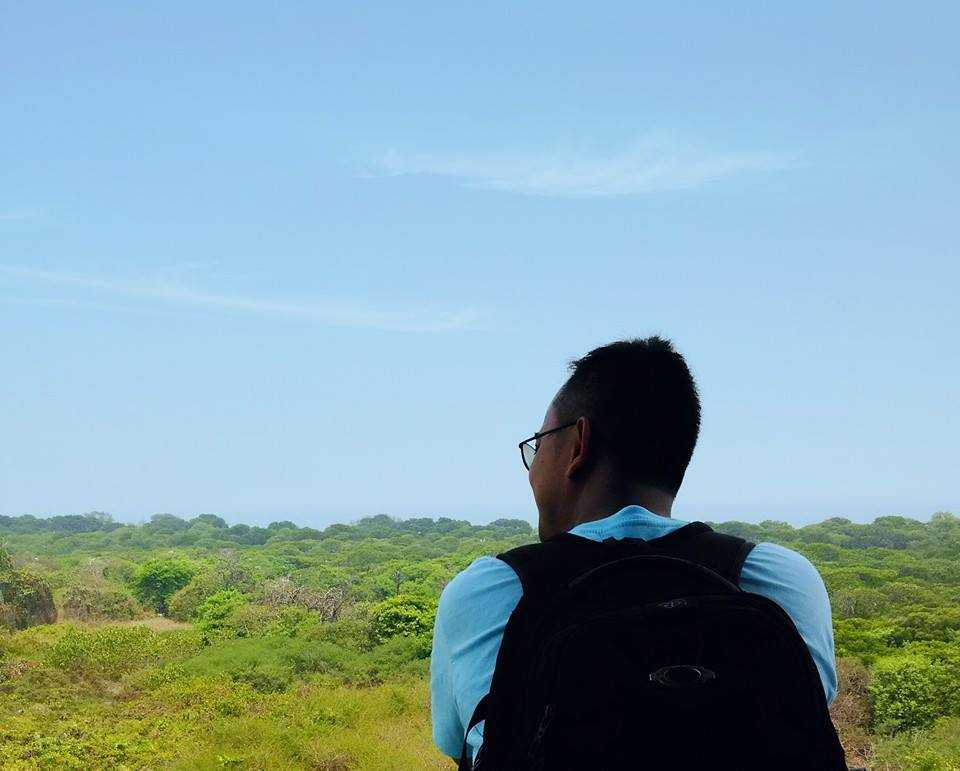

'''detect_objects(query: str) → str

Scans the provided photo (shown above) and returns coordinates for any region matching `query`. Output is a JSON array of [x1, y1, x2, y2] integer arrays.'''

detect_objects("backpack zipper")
[[526, 703, 554, 767]]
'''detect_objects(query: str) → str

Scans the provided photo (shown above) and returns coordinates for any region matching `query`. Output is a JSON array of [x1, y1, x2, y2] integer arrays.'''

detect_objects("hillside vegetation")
[[1, 511, 959, 769]]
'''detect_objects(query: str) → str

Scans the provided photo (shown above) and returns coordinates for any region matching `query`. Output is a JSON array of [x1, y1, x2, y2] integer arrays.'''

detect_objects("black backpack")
[[457, 522, 847, 770]]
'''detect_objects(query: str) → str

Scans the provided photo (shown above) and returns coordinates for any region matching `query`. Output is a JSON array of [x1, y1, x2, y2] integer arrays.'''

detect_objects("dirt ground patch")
[[114, 616, 192, 632]]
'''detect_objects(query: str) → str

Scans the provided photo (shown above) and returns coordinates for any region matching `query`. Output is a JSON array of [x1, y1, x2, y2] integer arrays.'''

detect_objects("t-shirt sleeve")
[[430, 555, 523, 760], [738, 542, 838, 705]]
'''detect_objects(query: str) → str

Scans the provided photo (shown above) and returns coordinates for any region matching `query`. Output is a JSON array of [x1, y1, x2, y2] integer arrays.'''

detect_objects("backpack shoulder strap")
[[457, 694, 488, 771], [496, 522, 755, 606], [494, 534, 618, 605], [644, 522, 756, 586]]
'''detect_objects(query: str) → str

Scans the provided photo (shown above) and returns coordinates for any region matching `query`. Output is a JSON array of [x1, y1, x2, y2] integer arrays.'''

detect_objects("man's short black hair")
[[553, 336, 701, 495]]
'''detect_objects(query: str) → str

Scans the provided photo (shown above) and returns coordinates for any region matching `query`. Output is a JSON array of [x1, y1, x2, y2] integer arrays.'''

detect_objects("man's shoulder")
[[742, 541, 828, 590], [740, 541, 837, 704], [739, 541, 832, 630], [438, 556, 523, 624]]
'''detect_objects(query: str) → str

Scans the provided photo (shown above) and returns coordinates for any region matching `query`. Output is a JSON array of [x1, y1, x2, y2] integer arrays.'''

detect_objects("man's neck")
[[568, 485, 674, 530]]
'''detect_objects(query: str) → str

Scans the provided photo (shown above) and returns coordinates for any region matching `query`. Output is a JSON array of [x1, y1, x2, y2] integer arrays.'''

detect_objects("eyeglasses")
[[518, 421, 578, 471]]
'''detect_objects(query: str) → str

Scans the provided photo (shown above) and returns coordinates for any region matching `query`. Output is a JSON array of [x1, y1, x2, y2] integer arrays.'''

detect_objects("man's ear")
[[564, 417, 592, 480]]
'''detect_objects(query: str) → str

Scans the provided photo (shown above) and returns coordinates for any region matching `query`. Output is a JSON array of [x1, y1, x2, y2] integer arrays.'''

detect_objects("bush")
[[363, 634, 431, 682], [305, 617, 376, 651], [242, 604, 318, 638], [263, 576, 350, 621], [873, 716, 960, 770], [46, 624, 202, 679], [48, 624, 157, 677], [0, 622, 68, 662], [834, 618, 901, 661], [370, 595, 436, 644], [131, 558, 195, 613], [830, 658, 873, 767], [195, 602, 322, 640], [177, 637, 297, 693], [195, 590, 247, 640], [61, 584, 142, 622], [166, 571, 223, 621], [870, 654, 960, 733], [0, 549, 57, 629], [229, 661, 293, 693]]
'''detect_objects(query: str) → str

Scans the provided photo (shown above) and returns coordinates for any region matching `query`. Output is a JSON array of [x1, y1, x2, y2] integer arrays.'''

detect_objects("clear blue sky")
[[2, 3, 957, 527]]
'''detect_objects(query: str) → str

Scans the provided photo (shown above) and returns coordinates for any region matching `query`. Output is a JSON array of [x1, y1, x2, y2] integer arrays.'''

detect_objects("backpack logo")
[[649, 664, 717, 688]]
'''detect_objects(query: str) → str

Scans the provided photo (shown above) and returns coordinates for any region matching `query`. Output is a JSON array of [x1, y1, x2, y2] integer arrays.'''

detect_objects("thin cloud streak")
[[1, 296, 203, 318], [0, 265, 481, 333], [366, 136, 795, 197]]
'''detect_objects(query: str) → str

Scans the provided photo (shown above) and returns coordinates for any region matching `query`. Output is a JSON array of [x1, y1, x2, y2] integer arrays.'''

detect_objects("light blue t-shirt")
[[430, 505, 837, 761]]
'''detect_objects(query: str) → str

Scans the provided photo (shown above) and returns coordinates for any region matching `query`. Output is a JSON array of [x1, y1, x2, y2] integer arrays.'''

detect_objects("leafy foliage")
[[131, 558, 196, 613], [370, 594, 438, 644], [48, 623, 159, 676], [870, 654, 960, 733], [195, 590, 247, 640], [61, 583, 141, 622], [1, 510, 959, 767], [0, 546, 56, 629]]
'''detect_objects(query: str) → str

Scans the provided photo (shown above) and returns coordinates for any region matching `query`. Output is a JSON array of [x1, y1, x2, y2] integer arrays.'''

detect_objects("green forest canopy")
[[1, 509, 959, 769]]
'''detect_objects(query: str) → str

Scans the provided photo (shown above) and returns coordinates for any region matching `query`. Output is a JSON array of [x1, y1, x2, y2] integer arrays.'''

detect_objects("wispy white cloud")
[[1, 296, 202, 318], [364, 135, 794, 197], [0, 265, 481, 333]]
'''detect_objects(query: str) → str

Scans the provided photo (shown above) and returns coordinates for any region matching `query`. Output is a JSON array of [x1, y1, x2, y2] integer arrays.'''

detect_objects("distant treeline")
[[0, 511, 535, 547], [1, 509, 956, 554], [714, 512, 960, 558]]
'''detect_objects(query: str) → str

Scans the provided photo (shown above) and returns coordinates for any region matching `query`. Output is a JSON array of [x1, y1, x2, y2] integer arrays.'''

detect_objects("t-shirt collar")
[[567, 504, 671, 538]]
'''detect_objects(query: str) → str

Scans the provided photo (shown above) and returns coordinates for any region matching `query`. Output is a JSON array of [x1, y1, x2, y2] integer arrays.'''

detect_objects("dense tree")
[[371, 594, 438, 643], [192, 514, 228, 529], [870, 654, 960, 732], [131, 558, 196, 613], [145, 513, 191, 534]]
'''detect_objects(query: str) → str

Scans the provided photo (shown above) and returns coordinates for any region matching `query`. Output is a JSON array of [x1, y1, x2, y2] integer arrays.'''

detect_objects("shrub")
[[0, 548, 57, 629], [151, 673, 257, 718], [305, 617, 376, 651], [166, 571, 223, 621], [195, 590, 247, 640], [228, 661, 293, 693], [61, 584, 142, 622], [870, 654, 960, 733], [834, 618, 901, 661], [131, 558, 195, 613], [166, 557, 263, 622], [363, 634, 431, 682], [48, 624, 157, 677], [177, 637, 297, 693], [830, 657, 873, 767], [0, 601, 16, 628], [263, 576, 350, 621], [0, 621, 69, 661], [203, 602, 320, 640], [873, 716, 960, 770], [370, 595, 436, 644]]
